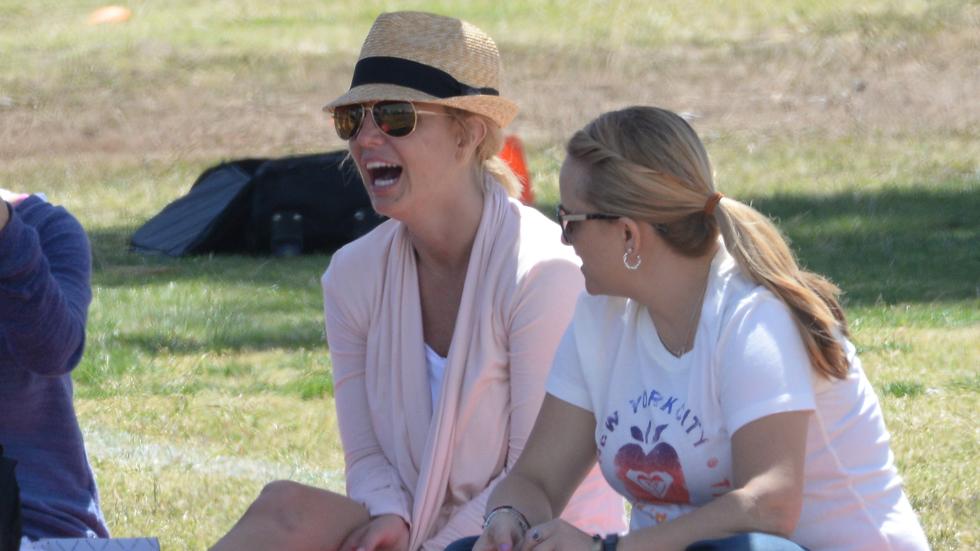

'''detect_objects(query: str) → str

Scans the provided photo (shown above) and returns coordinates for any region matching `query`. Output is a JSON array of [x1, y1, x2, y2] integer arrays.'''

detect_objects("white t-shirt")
[[547, 248, 928, 550], [424, 343, 447, 410]]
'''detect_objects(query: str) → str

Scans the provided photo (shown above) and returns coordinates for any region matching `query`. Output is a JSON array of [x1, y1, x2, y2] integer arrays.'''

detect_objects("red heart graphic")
[[615, 442, 690, 504]]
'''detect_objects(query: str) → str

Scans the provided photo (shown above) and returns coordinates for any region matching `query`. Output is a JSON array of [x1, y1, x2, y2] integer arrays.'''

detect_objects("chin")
[[583, 278, 606, 296]]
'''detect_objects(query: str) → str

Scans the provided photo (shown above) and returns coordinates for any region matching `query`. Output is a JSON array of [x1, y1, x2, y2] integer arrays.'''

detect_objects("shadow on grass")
[[541, 186, 978, 306], [112, 326, 326, 354], [89, 186, 978, 307]]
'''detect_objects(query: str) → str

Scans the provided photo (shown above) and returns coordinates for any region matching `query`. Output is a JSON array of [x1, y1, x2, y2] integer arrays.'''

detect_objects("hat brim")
[[324, 83, 518, 129]]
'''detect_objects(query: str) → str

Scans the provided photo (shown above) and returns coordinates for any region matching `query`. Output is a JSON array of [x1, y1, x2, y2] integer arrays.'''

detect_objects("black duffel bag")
[[131, 151, 384, 257], [247, 151, 384, 257]]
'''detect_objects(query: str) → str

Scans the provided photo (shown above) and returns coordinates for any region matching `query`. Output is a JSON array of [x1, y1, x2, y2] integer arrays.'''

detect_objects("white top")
[[547, 247, 928, 550], [424, 343, 447, 411]]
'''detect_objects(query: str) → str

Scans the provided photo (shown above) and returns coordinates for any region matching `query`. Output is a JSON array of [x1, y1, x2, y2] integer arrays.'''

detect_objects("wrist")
[[483, 505, 530, 535]]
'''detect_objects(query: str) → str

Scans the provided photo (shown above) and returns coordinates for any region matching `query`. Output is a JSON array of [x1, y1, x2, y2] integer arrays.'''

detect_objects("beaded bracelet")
[[483, 505, 531, 534]]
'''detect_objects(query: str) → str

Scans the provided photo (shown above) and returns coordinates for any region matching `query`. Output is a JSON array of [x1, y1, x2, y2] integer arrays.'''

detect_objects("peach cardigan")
[[322, 180, 625, 550]]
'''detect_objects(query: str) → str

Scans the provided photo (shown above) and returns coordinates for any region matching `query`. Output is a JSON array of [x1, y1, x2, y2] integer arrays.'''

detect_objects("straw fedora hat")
[[325, 11, 518, 128]]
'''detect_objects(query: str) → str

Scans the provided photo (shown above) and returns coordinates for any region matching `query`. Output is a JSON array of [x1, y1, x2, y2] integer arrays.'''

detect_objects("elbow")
[[744, 488, 802, 538], [37, 333, 86, 377]]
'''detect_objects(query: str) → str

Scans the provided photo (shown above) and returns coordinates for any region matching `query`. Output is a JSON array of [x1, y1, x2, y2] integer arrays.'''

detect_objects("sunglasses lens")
[[334, 105, 364, 140], [373, 101, 417, 137]]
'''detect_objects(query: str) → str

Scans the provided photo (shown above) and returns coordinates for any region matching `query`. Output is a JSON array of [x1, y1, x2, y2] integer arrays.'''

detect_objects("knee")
[[244, 480, 309, 532]]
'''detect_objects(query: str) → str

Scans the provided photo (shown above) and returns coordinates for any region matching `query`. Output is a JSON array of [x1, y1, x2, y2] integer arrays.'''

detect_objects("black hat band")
[[350, 56, 499, 98]]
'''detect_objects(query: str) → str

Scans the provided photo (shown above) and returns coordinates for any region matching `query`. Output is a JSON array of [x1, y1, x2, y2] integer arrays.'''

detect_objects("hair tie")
[[704, 192, 724, 216]]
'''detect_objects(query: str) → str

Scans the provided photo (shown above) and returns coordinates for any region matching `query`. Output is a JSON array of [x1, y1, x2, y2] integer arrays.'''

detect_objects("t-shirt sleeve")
[[546, 304, 594, 412], [717, 295, 817, 435]]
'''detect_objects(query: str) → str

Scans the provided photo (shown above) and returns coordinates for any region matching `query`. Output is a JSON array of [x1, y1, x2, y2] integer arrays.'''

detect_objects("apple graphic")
[[614, 424, 690, 504]]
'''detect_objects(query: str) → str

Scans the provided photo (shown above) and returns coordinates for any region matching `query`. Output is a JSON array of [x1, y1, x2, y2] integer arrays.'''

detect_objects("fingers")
[[360, 527, 386, 551], [474, 524, 522, 551], [339, 523, 368, 551], [518, 520, 583, 551], [518, 523, 550, 551]]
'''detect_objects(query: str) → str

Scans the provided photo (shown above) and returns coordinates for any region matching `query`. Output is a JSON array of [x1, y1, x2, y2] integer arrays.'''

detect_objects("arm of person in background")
[[420, 259, 584, 551], [0, 192, 92, 377], [322, 254, 413, 550]]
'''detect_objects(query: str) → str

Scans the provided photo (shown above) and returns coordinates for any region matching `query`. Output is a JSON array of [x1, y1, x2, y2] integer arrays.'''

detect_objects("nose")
[[354, 109, 384, 148]]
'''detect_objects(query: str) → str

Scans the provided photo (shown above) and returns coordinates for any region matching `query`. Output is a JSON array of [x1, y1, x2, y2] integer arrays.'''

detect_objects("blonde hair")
[[449, 108, 522, 198], [567, 106, 849, 379]]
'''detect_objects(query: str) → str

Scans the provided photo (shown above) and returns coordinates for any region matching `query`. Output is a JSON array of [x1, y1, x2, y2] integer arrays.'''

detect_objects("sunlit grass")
[[1, 0, 977, 549]]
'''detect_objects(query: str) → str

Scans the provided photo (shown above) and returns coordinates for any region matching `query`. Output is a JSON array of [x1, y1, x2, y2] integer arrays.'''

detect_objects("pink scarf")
[[365, 179, 517, 547]]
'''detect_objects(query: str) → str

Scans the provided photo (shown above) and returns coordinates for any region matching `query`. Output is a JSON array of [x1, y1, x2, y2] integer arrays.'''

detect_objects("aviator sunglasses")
[[333, 101, 451, 140]]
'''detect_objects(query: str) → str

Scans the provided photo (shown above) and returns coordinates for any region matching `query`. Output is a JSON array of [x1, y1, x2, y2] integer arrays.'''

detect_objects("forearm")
[[0, 200, 91, 375], [620, 484, 798, 551], [485, 470, 560, 527]]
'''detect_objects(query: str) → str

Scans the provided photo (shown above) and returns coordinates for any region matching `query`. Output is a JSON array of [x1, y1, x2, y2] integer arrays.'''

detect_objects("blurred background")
[[1, 1, 977, 549]]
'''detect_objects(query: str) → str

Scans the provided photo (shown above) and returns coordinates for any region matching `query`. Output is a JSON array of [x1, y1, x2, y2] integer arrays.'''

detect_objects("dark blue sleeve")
[[0, 199, 92, 377]]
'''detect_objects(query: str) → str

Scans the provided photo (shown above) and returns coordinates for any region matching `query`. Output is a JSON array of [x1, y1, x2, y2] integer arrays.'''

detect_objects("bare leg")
[[211, 480, 369, 551]]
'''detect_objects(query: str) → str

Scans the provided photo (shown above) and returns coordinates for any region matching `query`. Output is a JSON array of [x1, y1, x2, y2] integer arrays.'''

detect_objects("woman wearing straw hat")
[[210, 11, 625, 551], [454, 107, 928, 550]]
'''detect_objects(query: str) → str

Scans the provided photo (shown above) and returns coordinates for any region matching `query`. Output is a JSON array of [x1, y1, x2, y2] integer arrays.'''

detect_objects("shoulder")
[[17, 195, 82, 230], [16, 196, 90, 256], [502, 202, 584, 315], [322, 218, 400, 290], [570, 292, 629, 339], [704, 246, 786, 335], [509, 200, 581, 280]]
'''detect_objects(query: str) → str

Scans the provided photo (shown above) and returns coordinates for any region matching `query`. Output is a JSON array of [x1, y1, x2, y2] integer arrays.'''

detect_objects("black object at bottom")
[[0, 445, 22, 551]]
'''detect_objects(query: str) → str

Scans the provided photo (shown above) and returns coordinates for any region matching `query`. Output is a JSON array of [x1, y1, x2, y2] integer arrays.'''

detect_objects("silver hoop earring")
[[623, 250, 641, 271]]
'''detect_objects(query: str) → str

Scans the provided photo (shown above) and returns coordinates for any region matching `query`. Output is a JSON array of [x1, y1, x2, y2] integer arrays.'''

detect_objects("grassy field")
[[1, 1, 978, 549]]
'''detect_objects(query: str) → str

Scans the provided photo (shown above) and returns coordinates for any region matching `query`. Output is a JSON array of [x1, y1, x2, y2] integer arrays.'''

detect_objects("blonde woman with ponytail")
[[212, 12, 625, 551], [456, 107, 928, 551]]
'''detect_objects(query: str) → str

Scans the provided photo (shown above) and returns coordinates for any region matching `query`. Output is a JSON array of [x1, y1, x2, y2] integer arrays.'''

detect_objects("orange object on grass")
[[500, 135, 534, 205], [87, 6, 132, 25]]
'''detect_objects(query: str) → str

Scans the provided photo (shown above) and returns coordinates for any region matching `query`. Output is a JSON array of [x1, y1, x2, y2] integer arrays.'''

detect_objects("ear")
[[455, 115, 488, 157], [620, 216, 643, 254]]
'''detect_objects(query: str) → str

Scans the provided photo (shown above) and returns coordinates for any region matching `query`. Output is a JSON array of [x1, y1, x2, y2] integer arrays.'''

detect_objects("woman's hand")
[[518, 519, 593, 551], [339, 514, 410, 551], [472, 511, 526, 551]]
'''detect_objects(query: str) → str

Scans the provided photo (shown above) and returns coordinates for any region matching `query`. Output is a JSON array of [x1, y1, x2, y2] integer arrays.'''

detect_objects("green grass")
[[2, 0, 978, 549]]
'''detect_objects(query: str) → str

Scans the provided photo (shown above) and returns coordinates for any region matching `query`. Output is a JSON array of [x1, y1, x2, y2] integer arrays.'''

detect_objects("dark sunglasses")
[[556, 204, 620, 244], [333, 101, 450, 140]]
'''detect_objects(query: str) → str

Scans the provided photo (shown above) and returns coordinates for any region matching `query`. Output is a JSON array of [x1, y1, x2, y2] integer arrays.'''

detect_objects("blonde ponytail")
[[714, 199, 849, 379], [569, 106, 850, 379]]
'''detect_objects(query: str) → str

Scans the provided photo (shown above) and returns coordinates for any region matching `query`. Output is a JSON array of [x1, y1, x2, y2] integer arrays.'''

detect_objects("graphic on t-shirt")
[[613, 422, 690, 504]]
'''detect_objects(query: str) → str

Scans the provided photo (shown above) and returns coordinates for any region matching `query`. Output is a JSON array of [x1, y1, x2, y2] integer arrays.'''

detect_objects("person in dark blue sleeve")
[[0, 190, 110, 541]]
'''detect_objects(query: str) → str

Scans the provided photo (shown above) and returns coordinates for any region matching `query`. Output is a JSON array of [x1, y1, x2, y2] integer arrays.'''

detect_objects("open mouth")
[[365, 161, 403, 188]]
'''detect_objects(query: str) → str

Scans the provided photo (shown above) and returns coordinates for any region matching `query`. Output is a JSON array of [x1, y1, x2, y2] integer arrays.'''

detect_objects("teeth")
[[364, 160, 401, 188], [365, 161, 400, 170]]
